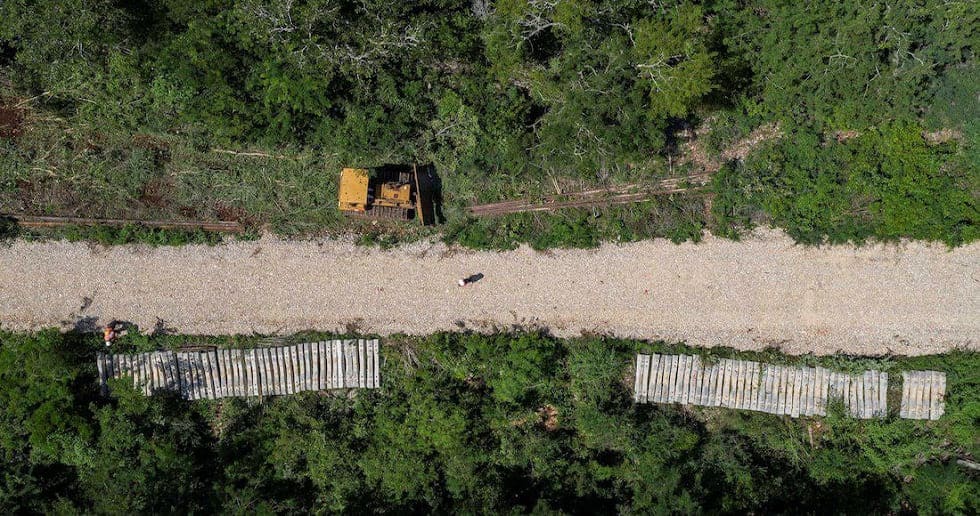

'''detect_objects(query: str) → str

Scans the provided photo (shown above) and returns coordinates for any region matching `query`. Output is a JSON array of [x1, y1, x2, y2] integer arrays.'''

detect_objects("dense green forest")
[[1, 3, 976, 512], [0, 329, 977, 513], [0, 0, 975, 247]]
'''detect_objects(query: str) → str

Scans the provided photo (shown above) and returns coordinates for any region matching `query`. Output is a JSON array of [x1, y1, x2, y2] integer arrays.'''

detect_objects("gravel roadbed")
[[1, 229, 976, 356]]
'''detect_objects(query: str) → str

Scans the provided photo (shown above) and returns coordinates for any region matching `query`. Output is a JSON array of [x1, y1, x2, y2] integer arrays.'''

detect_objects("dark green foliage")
[[1, 329, 977, 513], [0, 216, 17, 241], [926, 65, 980, 132], [715, 0, 977, 130], [903, 463, 980, 515], [716, 123, 978, 245], [709, 164, 755, 239], [80, 388, 215, 514]]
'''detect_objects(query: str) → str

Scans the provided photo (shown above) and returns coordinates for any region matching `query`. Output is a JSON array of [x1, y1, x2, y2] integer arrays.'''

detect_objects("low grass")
[[443, 198, 707, 251], [1, 105, 705, 249], [0, 114, 342, 235], [18, 224, 234, 246]]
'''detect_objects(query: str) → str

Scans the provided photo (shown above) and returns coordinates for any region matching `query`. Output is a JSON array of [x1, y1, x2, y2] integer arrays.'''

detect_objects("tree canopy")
[[0, 330, 977, 513]]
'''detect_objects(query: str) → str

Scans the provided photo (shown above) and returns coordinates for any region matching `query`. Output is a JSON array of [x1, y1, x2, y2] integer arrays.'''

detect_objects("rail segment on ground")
[[467, 173, 712, 216]]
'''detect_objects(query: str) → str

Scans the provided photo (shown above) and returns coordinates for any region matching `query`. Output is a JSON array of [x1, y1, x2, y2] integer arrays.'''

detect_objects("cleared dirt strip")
[[0, 228, 976, 356], [467, 173, 713, 216]]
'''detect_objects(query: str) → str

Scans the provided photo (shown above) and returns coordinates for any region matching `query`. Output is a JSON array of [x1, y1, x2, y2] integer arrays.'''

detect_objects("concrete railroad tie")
[[634, 353, 946, 420], [96, 339, 381, 399]]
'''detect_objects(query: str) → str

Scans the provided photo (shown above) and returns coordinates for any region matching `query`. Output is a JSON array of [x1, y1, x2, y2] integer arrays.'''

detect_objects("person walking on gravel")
[[457, 273, 484, 287]]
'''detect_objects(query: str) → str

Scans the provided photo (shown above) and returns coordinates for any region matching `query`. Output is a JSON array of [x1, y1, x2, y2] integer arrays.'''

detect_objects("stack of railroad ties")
[[633, 354, 946, 421], [97, 339, 380, 400]]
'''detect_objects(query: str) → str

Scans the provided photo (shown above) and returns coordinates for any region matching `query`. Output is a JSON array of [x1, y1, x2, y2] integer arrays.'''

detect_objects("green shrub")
[[718, 123, 978, 245], [3, 330, 975, 512]]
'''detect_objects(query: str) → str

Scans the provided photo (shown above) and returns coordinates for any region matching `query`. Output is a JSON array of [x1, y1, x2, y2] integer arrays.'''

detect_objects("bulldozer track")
[[370, 205, 412, 220], [468, 173, 713, 217], [343, 205, 413, 221]]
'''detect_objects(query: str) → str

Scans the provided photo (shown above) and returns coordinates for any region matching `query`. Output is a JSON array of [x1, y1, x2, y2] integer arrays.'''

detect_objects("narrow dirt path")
[[0, 229, 976, 356]]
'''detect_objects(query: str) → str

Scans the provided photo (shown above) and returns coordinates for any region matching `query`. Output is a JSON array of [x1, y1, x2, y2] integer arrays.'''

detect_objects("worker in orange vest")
[[103, 321, 125, 347]]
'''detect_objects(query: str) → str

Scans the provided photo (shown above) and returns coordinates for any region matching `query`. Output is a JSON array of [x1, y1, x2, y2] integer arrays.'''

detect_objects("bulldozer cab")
[[377, 182, 412, 206]]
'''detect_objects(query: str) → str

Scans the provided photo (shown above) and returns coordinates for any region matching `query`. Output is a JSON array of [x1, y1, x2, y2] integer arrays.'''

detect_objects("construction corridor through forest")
[[0, 228, 977, 356]]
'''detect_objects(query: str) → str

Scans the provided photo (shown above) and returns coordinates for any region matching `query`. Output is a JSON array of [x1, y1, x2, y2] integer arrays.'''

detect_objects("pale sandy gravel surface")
[[0, 228, 977, 356]]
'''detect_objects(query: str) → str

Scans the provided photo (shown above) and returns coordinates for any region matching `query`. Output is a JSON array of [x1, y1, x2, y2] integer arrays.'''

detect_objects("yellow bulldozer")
[[338, 165, 433, 224]]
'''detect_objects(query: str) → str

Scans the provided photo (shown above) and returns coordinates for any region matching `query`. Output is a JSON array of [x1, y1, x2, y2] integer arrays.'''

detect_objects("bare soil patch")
[[832, 130, 861, 143], [0, 103, 24, 139], [538, 405, 560, 431], [922, 129, 962, 145], [678, 122, 783, 174]]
